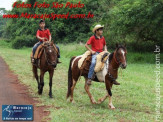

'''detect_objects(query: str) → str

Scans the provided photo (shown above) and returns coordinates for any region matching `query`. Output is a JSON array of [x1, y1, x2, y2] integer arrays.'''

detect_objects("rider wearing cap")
[[32, 19, 61, 64]]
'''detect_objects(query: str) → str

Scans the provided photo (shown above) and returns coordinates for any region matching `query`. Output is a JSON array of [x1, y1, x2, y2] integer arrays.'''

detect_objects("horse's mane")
[[109, 52, 114, 62]]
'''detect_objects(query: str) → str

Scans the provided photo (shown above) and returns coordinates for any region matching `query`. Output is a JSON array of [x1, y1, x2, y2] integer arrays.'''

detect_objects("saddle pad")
[[78, 51, 110, 73], [94, 52, 110, 72], [78, 51, 91, 68]]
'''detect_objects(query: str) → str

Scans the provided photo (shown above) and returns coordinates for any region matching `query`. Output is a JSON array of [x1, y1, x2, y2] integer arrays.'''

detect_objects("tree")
[[105, 0, 163, 51]]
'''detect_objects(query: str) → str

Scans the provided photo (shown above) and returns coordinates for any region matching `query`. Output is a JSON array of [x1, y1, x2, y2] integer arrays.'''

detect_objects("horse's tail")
[[67, 56, 76, 99], [32, 65, 38, 80]]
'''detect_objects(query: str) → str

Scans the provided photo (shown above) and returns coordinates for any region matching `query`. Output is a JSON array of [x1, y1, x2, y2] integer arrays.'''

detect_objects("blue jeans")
[[32, 41, 43, 57], [88, 52, 99, 79]]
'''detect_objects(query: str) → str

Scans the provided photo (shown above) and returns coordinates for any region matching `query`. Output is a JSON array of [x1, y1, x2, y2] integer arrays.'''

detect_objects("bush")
[[11, 35, 36, 49], [128, 40, 155, 52]]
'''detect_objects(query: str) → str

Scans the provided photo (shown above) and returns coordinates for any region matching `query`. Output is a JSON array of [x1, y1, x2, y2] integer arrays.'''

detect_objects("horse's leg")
[[48, 70, 54, 98], [38, 70, 45, 95], [97, 94, 108, 104], [108, 94, 115, 109], [84, 78, 96, 104], [32, 65, 40, 90], [105, 79, 115, 109], [70, 79, 77, 103]]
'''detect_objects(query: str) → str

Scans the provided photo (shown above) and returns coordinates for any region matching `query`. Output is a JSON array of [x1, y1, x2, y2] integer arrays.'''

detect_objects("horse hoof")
[[38, 90, 42, 95], [97, 99, 103, 104], [109, 105, 115, 110], [38, 92, 42, 95], [71, 100, 75, 104], [70, 99, 75, 103], [91, 101, 97, 104], [49, 93, 53, 98]]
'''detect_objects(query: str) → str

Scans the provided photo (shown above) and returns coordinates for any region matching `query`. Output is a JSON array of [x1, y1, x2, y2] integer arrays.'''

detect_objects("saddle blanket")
[[78, 51, 110, 72]]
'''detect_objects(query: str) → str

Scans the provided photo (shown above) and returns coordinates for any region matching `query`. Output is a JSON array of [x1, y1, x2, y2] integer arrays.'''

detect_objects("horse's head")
[[114, 43, 127, 69], [43, 41, 58, 68]]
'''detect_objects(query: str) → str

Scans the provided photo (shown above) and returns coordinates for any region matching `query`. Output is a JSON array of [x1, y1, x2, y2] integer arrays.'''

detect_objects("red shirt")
[[87, 35, 106, 52], [36, 28, 51, 42]]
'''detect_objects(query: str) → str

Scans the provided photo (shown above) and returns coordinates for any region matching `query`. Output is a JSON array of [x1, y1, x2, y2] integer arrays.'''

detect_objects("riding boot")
[[31, 57, 35, 63], [32, 58, 37, 65], [113, 80, 120, 85], [87, 78, 92, 85]]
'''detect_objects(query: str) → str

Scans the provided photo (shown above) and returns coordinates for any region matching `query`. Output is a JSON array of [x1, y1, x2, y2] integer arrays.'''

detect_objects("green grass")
[[0, 40, 162, 122]]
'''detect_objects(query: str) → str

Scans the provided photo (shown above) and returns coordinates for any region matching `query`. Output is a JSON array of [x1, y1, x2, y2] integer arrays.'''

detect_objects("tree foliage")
[[105, 0, 163, 51], [0, 0, 163, 52]]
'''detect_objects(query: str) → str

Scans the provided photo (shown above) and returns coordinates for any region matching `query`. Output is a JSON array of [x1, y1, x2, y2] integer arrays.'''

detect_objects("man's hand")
[[91, 50, 96, 54], [41, 37, 48, 42], [44, 37, 49, 41], [41, 38, 45, 41]]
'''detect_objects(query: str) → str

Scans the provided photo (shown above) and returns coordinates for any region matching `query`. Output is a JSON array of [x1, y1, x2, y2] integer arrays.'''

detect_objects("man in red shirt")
[[85, 24, 107, 85], [32, 19, 60, 64], [85, 25, 120, 85]]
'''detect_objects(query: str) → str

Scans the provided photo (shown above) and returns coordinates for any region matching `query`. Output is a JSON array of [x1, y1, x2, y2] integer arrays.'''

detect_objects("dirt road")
[[0, 56, 49, 122]]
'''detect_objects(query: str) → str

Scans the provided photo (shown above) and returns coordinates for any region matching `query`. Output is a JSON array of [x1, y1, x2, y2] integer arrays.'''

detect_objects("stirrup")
[[87, 79, 92, 85]]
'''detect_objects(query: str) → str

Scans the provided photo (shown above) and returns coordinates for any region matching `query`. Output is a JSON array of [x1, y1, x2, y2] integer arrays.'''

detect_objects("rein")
[[105, 58, 117, 82], [113, 50, 120, 65], [106, 50, 122, 82], [113, 49, 124, 78]]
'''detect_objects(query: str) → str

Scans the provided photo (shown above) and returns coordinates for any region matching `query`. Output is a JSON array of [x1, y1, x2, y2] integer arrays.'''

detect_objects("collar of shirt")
[[94, 34, 103, 39], [39, 28, 47, 31]]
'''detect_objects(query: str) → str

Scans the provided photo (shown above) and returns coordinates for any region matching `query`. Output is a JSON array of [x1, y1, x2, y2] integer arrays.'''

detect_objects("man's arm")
[[85, 43, 96, 54], [36, 36, 44, 41], [49, 35, 52, 41], [104, 45, 107, 51]]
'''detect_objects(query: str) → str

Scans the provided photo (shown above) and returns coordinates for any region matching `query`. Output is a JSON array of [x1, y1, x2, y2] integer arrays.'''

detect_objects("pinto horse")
[[32, 41, 58, 98], [67, 44, 127, 109]]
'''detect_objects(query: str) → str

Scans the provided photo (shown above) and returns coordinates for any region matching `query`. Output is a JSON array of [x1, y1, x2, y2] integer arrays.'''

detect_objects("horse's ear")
[[116, 43, 119, 48]]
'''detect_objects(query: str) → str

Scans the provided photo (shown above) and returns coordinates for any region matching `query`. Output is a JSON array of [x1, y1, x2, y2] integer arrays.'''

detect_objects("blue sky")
[[0, 0, 24, 10]]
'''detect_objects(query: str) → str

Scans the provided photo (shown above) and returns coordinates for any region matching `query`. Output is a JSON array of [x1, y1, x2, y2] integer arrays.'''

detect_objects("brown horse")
[[67, 43, 127, 109], [32, 41, 58, 98]]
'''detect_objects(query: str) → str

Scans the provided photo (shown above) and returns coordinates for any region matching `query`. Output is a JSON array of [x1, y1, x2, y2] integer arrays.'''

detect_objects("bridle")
[[105, 48, 126, 82], [43, 45, 57, 66], [113, 49, 121, 65]]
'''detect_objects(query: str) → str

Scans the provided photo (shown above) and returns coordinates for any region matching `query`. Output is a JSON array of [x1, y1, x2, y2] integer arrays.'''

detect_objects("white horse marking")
[[121, 49, 125, 60], [96, 59, 109, 82], [71, 56, 82, 68]]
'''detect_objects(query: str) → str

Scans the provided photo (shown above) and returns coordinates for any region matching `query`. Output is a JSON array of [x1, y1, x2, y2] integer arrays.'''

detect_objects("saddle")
[[30, 41, 58, 60], [78, 51, 110, 73]]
